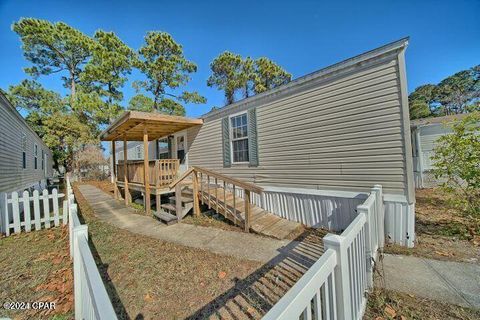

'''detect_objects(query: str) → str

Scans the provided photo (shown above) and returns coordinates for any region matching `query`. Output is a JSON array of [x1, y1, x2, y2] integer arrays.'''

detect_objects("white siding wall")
[[0, 94, 53, 193]]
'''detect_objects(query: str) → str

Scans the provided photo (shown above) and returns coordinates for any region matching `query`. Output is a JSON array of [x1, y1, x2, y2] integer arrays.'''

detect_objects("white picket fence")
[[2, 188, 66, 236], [263, 185, 384, 320], [65, 177, 118, 320]]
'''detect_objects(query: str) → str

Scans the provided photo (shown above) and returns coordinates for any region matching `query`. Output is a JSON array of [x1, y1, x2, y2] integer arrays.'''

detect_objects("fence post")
[[357, 205, 374, 287], [69, 203, 77, 258], [1, 193, 7, 235], [372, 185, 384, 248], [323, 233, 351, 320], [73, 224, 88, 320]]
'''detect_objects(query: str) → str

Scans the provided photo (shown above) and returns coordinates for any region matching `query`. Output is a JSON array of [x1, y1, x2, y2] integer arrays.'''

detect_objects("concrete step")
[[153, 211, 178, 225]]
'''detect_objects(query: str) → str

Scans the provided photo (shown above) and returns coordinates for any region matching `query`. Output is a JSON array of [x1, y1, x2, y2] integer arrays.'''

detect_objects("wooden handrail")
[[192, 166, 264, 194], [169, 167, 195, 189]]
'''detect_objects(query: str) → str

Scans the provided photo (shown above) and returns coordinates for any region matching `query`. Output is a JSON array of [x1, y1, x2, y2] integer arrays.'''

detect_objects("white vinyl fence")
[[2, 188, 66, 236], [263, 185, 384, 320], [66, 177, 117, 320]]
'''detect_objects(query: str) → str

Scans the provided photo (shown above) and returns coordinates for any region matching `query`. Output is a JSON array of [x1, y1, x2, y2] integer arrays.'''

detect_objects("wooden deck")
[[199, 184, 303, 239]]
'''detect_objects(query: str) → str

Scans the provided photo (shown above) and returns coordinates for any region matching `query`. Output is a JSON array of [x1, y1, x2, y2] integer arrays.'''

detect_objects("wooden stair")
[[157, 185, 194, 223], [199, 185, 303, 240], [165, 167, 303, 240]]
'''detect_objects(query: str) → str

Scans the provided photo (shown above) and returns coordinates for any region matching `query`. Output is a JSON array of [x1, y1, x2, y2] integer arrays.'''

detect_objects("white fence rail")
[[2, 188, 66, 236], [66, 177, 117, 320], [263, 185, 384, 320]]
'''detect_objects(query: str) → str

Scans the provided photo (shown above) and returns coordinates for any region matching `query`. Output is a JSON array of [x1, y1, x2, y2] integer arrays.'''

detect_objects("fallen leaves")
[[218, 271, 227, 279], [384, 305, 397, 318]]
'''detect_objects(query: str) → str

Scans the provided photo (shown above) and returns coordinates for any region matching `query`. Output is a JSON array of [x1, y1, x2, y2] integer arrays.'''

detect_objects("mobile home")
[[104, 38, 416, 247]]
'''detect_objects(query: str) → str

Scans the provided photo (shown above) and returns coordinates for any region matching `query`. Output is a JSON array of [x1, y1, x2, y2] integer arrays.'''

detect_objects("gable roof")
[[203, 37, 409, 119]]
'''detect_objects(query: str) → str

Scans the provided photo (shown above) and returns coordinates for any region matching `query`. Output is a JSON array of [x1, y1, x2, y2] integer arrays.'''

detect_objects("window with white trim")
[[34, 144, 38, 169], [21, 134, 27, 169], [230, 113, 249, 163], [157, 138, 169, 159], [41, 151, 45, 170]]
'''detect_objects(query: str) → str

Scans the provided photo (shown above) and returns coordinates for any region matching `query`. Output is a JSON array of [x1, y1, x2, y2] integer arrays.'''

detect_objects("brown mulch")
[[384, 188, 480, 263], [0, 226, 74, 319]]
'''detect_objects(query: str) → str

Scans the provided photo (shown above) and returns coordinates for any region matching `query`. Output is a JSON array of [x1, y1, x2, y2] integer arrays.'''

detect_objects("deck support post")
[[111, 141, 118, 199], [244, 190, 251, 232], [192, 171, 200, 216], [143, 127, 151, 216], [123, 135, 130, 205], [155, 161, 161, 213]]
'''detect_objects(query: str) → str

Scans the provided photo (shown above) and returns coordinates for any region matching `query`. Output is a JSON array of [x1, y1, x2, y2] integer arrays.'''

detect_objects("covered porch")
[[100, 111, 203, 215]]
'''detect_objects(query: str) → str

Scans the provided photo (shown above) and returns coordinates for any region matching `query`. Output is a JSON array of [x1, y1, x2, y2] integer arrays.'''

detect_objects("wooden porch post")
[[143, 127, 151, 215], [111, 141, 118, 199], [123, 135, 130, 205]]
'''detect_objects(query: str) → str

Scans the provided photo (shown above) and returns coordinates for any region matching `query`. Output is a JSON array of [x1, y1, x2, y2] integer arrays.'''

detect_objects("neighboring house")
[[0, 91, 54, 194], [111, 38, 416, 246], [411, 113, 470, 188]]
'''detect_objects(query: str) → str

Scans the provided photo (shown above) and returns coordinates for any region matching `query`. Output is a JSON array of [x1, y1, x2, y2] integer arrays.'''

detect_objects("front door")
[[173, 132, 188, 173]]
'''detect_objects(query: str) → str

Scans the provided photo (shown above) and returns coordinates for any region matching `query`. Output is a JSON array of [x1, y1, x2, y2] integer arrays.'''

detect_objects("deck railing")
[[66, 176, 117, 320], [169, 166, 263, 231], [263, 185, 384, 320], [116, 159, 179, 187]]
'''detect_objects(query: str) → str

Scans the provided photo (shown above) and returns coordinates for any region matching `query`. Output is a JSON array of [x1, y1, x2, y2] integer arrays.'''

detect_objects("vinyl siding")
[[188, 50, 412, 197], [0, 95, 53, 193], [114, 141, 157, 162]]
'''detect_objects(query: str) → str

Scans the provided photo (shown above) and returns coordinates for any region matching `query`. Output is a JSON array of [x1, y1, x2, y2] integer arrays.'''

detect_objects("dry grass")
[[384, 188, 480, 263], [73, 181, 328, 319], [0, 227, 73, 320], [365, 287, 480, 320]]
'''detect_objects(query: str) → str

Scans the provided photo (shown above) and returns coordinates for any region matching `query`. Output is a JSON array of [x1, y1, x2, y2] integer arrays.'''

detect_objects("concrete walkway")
[[382, 254, 480, 309], [77, 184, 318, 263]]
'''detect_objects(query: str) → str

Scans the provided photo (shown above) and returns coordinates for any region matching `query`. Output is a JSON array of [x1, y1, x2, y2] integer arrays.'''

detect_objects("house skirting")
[[248, 186, 415, 248]]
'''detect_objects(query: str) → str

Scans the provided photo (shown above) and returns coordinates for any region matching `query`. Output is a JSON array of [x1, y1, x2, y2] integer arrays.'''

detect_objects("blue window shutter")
[[248, 108, 259, 167], [222, 117, 231, 168]]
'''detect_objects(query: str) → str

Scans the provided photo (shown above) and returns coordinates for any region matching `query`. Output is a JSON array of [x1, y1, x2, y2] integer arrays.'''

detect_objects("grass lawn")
[[365, 287, 480, 320], [74, 182, 326, 319], [384, 188, 480, 263], [0, 227, 73, 320]]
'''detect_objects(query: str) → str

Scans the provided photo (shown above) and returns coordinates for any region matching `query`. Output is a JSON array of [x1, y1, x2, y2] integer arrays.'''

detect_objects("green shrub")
[[431, 112, 480, 217]]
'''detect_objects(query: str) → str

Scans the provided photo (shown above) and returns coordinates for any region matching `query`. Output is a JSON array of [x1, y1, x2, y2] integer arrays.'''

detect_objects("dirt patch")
[[384, 188, 480, 263], [0, 227, 74, 320], [365, 288, 480, 320], [183, 209, 248, 233]]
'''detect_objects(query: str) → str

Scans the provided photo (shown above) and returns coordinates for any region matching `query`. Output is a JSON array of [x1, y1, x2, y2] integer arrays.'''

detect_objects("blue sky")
[[0, 0, 479, 118]]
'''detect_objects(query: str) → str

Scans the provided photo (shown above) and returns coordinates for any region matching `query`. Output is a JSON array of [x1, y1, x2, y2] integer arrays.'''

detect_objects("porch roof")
[[100, 111, 203, 141]]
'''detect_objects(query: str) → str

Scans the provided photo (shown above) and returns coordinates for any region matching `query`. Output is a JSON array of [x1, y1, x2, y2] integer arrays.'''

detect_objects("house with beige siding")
[[106, 37, 416, 247], [0, 91, 53, 193]]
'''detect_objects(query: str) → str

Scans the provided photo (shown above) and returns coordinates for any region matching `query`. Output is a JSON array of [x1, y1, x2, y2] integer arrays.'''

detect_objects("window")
[[157, 138, 169, 159], [230, 113, 249, 163], [21, 134, 27, 169], [34, 144, 38, 169], [136, 145, 142, 159], [41, 151, 45, 170]]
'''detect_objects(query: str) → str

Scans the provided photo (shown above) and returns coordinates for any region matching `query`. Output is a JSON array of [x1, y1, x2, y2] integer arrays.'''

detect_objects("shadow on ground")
[[186, 229, 327, 320]]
